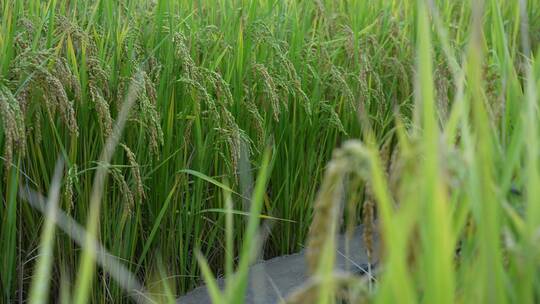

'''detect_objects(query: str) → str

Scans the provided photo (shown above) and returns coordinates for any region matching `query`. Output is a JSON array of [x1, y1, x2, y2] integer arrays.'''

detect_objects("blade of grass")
[[28, 160, 63, 304]]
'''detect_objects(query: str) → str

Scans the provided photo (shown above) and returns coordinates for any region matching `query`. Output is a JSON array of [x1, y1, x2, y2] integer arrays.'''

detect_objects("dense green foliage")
[[1, 0, 540, 303]]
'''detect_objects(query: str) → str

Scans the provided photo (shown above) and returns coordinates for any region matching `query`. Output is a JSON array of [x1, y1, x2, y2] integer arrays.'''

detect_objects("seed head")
[[121, 143, 145, 201]]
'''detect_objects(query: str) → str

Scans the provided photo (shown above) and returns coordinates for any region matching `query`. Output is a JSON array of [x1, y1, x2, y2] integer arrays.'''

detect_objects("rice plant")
[[1, 0, 540, 303]]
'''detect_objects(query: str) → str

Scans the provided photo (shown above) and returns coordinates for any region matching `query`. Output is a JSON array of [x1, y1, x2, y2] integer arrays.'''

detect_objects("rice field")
[[1, 0, 540, 303]]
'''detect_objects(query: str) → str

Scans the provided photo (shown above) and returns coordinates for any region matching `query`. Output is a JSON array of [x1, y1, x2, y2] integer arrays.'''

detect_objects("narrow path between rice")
[[177, 224, 380, 304]]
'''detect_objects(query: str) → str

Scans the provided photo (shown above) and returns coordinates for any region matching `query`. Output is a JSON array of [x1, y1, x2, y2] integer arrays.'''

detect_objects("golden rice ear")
[[306, 156, 346, 275], [359, 135, 395, 266], [307, 141, 379, 276]]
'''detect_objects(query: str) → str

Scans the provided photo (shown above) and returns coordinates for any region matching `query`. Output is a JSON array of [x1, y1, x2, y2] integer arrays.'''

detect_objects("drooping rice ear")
[[87, 57, 111, 99], [120, 143, 145, 201], [306, 148, 348, 276], [330, 65, 356, 112], [55, 57, 82, 103], [220, 108, 243, 176], [89, 85, 113, 138], [307, 141, 376, 276], [244, 92, 265, 147], [253, 63, 281, 122], [0, 93, 16, 168], [136, 70, 164, 156], [319, 100, 348, 135], [209, 70, 234, 107], [0, 85, 27, 169], [173, 33, 199, 80], [111, 168, 135, 217], [33, 66, 79, 137], [272, 43, 311, 116]]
